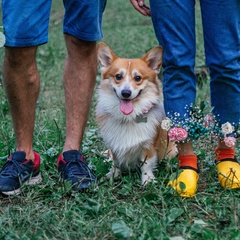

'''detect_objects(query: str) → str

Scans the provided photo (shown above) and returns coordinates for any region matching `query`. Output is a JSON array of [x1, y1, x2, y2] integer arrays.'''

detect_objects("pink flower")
[[203, 115, 215, 128], [168, 127, 188, 142], [224, 136, 237, 148]]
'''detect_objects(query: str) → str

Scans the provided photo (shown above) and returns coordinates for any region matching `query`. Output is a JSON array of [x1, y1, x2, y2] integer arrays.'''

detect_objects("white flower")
[[221, 122, 235, 135], [161, 118, 172, 131]]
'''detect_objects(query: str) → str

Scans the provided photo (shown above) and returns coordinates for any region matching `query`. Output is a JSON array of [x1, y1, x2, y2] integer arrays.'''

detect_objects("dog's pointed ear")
[[143, 46, 163, 73], [97, 42, 117, 69]]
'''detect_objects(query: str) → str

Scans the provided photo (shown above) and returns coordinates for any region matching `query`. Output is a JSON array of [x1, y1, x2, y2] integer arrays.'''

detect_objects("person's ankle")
[[16, 146, 36, 160], [177, 141, 194, 156]]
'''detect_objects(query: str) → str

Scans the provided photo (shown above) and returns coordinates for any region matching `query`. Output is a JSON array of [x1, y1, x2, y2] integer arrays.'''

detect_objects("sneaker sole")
[[26, 173, 42, 185], [1, 173, 42, 196]]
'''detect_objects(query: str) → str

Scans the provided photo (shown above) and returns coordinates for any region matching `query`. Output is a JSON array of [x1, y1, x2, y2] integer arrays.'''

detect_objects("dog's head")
[[97, 42, 163, 115]]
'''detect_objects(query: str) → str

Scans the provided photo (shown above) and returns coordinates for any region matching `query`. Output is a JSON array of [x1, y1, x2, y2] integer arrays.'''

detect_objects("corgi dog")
[[96, 42, 177, 185]]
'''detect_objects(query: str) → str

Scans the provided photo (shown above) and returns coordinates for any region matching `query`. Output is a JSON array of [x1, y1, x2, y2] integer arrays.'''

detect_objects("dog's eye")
[[115, 74, 123, 81], [134, 75, 142, 82]]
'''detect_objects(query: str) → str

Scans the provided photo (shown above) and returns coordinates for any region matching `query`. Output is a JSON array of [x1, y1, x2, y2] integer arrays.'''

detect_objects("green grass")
[[0, 1, 239, 239]]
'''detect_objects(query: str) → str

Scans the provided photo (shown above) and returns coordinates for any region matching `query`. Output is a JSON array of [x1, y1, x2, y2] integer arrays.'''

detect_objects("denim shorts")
[[2, 0, 106, 47]]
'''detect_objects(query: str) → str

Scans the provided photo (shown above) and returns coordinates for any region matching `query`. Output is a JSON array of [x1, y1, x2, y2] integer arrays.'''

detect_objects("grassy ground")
[[0, 1, 239, 239]]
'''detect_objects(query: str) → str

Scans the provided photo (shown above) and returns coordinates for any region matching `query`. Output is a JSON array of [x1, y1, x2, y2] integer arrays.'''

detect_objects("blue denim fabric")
[[2, 0, 106, 47], [2, 0, 52, 47], [63, 0, 106, 41], [150, 0, 240, 125]]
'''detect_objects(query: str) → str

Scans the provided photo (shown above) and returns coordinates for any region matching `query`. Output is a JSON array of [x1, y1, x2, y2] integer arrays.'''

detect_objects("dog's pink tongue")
[[120, 99, 133, 115]]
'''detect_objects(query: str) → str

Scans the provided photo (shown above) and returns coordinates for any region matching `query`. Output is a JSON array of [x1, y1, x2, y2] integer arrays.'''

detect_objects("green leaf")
[[83, 199, 101, 216], [202, 106, 214, 115], [117, 184, 132, 196], [200, 101, 208, 111], [179, 181, 186, 190], [143, 193, 159, 202], [197, 149, 206, 157], [164, 208, 184, 225], [112, 220, 132, 239], [202, 228, 216, 239]]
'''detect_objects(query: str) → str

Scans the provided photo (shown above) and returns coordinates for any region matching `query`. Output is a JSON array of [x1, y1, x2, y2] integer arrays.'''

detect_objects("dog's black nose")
[[121, 89, 131, 98]]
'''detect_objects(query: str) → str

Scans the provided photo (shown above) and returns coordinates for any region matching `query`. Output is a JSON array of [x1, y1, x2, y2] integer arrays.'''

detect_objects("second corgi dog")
[[96, 42, 177, 185]]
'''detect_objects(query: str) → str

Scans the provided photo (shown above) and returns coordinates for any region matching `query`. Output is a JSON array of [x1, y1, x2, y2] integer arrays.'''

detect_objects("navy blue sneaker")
[[0, 151, 42, 195], [57, 150, 97, 191]]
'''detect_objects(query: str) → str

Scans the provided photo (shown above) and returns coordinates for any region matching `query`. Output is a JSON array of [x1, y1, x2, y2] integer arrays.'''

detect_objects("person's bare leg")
[[217, 140, 233, 150], [177, 142, 194, 156], [63, 35, 97, 152], [3, 47, 39, 160]]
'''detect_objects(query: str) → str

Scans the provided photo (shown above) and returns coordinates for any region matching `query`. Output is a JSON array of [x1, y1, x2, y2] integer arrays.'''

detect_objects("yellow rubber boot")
[[168, 169, 199, 198], [216, 160, 240, 189]]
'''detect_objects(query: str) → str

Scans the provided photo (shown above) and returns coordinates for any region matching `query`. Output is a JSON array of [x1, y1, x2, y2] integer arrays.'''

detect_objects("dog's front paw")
[[106, 166, 121, 179], [141, 173, 156, 186]]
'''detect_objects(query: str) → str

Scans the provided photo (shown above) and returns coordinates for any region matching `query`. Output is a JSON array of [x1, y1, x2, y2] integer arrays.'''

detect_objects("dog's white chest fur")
[[96, 91, 165, 168]]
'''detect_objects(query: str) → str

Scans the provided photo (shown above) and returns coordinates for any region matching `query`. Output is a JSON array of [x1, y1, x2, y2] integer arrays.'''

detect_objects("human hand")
[[130, 0, 151, 16]]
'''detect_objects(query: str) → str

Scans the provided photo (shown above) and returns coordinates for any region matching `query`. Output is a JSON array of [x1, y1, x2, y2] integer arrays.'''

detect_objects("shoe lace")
[[62, 158, 91, 179], [0, 159, 25, 177]]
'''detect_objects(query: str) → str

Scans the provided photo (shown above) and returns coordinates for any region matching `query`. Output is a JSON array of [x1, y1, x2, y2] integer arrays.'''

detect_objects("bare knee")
[[64, 34, 97, 58], [3, 46, 39, 87], [4, 46, 38, 69]]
